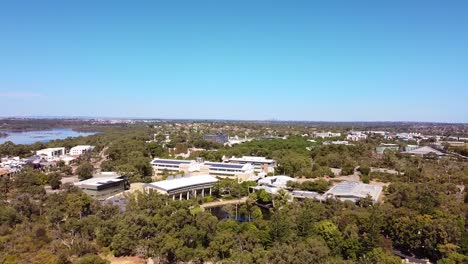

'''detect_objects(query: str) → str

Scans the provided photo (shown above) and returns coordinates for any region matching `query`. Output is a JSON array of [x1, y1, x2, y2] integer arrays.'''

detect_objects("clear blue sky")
[[1, 1, 467, 122]]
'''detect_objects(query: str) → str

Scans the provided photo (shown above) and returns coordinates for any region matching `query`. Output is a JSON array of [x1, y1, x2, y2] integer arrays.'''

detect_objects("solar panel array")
[[330, 181, 359, 194], [152, 159, 192, 165], [205, 162, 244, 169]]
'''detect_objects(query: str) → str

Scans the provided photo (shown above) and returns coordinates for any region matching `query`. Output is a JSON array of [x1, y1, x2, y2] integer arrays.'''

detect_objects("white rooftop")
[[147, 175, 218, 192], [229, 156, 275, 163], [258, 175, 294, 188], [74, 177, 124, 187], [94, 171, 121, 178], [70, 145, 95, 150], [404, 146, 444, 156], [37, 147, 65, 152], [325, 181, 382, 202]]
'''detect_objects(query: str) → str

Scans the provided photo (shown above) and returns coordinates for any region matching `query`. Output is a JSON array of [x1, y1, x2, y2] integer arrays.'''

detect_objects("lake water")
[[0, 128, 97, 145]]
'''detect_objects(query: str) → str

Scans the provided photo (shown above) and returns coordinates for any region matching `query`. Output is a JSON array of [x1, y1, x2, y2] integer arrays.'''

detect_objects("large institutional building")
[[74, 172, 129, 200], [324, 181, 383, 204], [151, 158, 257, 182], [226, 156, 276, 173], [144, 175, 218, 200], [151, 159, 201, 174], [36, 147, 66, 158], [69, 145, 95, 156]]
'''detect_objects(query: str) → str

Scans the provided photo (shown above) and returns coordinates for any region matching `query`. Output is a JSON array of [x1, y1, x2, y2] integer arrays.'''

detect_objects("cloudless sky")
[[1, 0, 467, 122]]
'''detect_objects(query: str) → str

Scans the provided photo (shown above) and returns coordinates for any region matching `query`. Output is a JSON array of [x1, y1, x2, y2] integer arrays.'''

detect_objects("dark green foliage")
[[13, 168, 46, 198], [76, 162, 94, 180], [196, 136, 314, 177], [286, 178, 330, 193], [48, 172, 62, 190], [358, 165, 371, 176], [0, 125, 467, 263]]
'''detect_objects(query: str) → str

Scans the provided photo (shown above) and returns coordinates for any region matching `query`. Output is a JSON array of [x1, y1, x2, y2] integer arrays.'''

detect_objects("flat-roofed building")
[[69, 145, 95, 156], [144, 175, 218, 200], [151, 158, 256, 181], [203, 133, 229, 144], [403, 146, 444, 156], [251, 175, 295, 195], [36, 147, 65, 158], [151, 158, 200, 175], [313, 132, 341, 138], [324, 181, 382, 204], [324, 140, 351, 145], [74, 173, 129, 200], [227, 156, 276, 173], [404, 145, 420, 152], [201, 162, 254, 182], [257, 175, 294, 188], [375, 144, 399, 154], [60, 155, 77, 165], [347, 131, 368, 141]]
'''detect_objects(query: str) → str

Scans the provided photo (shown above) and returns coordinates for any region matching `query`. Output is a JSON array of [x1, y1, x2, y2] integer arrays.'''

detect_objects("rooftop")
[[93, 171, 121, 178], [404, 146, 444, 156], [37, 147, 65, 152], [74, 177, 125, 188], [258, 175, 294, 188], [325, 181, 383, 201], [70, 145, 95, 150], [151, 158, 195, 165], [146, 175, 218, 192], [228, 156, 275, 163], [204, 162, 247, 169]]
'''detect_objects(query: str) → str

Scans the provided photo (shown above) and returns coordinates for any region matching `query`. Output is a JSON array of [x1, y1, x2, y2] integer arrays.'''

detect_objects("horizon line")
[[0, 115, 467, 125]]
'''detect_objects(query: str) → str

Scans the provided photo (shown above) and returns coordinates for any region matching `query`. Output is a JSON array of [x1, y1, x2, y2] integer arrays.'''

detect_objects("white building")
[[324, 181, 383, 204], [258, 175, 294, 188], [69, 145, 95, 156], [60, 155, 77, 165], [346, 131, 368, 141], [252, 175, 295, 194], [225, 136, 253, 146], [313, 132, 342, 138], [0, 157, 25, 173], [396, 132, 422, 141], [151, 158, 255, 182], [144, 175, 218, 200], [323, 141, 351, 145], [74, 173, 127, 200], [151, 158, 201, 175], [201, 162, 254, 182], [226, 156, 277, 173], [36, 147, 65, 158]]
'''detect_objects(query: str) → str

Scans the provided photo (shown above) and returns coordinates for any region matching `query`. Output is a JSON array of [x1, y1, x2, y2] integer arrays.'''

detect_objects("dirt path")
[[105, 256, 145, 264], [94, 146, 109, 171]]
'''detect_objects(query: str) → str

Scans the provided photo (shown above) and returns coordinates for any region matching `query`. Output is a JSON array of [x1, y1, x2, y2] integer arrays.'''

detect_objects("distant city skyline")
[[1, 1, 467, 122]]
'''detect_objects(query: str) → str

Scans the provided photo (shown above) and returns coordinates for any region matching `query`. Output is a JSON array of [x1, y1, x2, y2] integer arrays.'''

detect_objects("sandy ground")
[[106, 256, 145, 264], [130, 182, 145, 192], [61, 175, 80, 184]]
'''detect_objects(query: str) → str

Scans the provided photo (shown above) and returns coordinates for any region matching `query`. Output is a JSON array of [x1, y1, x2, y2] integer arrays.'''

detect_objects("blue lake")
[[0, 128, 97, 145]]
